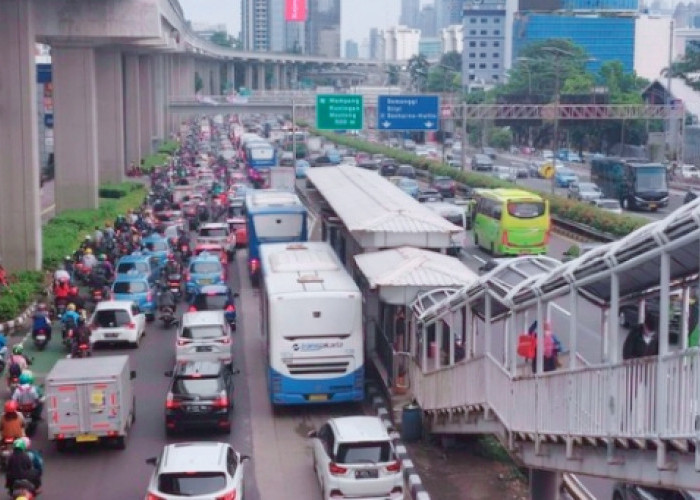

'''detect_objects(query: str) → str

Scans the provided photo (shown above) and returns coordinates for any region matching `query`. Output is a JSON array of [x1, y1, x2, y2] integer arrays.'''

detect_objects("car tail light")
[[188, 305, 197, 312], [249, 258, 259, 271], [385, 460, 401, 473], [165, 393, 180, 409], [176, 338, 192, 346], [225, 305, 235, 313], [146, 493, 167, 500], [328, 462, 347, 475], [213, 392, 229, 408], [147, 290, 153, 302], [501, 230, 509, 245], [126, 322, 136, 329], [215, 491, 236, 500], [217, 337, 231, 344]]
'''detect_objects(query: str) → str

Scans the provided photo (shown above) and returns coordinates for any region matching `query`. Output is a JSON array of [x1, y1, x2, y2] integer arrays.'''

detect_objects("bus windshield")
[[635, 167, 667, 191], [274, 297, 357, 338], [507, 201, 546, 219]]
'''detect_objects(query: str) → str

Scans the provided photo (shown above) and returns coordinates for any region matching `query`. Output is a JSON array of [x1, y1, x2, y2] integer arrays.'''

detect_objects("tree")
[[426, 66, 461, 92], [440, 51, 462, 73], [386, 65, 400, 86], [664, 50, 700, 90], [489, 127, 513, 149], [407, 54, 429, 92], [210, 31, 234, 48]]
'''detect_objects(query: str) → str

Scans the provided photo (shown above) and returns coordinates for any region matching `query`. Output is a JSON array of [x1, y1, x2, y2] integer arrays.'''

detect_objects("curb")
[[367, 385, 431, 500], [0, 300, 39, 336]]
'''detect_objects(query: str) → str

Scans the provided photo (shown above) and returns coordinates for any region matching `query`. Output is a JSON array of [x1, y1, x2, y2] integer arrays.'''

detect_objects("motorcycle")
[[17, 403, 38, 437], [31, 325, 50, 351], [71, 339, 91, 358], [166, 274, 182, 302], [9, 478, 37, 499], [158, 306, 178, 329], [62, 324, 75, 352], [7, 375, 19, 395], [0, 437, 14, 471], [89, 285, 108, 310], [54, 299, 67, 321], [0, 346, 7, 375]]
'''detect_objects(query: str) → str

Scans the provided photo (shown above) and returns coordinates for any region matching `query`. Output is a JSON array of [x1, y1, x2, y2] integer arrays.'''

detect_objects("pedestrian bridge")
[[400, 197, 700, 492]]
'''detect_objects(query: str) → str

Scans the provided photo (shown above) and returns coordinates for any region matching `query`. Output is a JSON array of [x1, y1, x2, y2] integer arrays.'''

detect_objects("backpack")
[[543, 334, 555, 358], [8, 361, 21, 378]]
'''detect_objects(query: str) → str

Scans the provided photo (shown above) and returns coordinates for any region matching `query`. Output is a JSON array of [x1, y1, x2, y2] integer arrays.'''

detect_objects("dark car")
[[313, 155, 334, 167], [189, 284, 238, 330], [472, 154, 494, 172], [357, 160, 380, 172], [482, 147, 497, 160], [417, 188, 443, 203], [396, 164, 417, 179], [164, 360, 235, 435], [432, 175, 457, 198], [612, 482, 699, 500]]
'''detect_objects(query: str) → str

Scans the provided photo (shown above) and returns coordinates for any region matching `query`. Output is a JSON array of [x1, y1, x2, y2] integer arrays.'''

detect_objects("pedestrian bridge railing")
[[411, 348, 700, 444]]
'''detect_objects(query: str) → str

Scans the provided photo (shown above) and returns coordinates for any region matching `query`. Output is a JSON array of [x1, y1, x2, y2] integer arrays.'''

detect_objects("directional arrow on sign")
[[382, 121, 391, 128], [425, 121, 434, 128]]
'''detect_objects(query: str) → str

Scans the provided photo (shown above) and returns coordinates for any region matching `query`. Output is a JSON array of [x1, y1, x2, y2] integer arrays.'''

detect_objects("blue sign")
[[44, 114, 54, 128], [36, 64, 52, 84], [377, 95, 440, 131]]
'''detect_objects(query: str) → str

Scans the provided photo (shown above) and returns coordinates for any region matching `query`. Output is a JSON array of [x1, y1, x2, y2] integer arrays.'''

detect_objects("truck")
[[45, 355, 136, 451]]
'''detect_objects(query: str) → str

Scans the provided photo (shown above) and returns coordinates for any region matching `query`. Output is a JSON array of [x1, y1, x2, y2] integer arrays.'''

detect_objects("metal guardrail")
[[562, 473, 596, 500]]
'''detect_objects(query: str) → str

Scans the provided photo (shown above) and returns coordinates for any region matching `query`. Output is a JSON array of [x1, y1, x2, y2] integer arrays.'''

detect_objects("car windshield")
[[507, 201, 546, 218], [435, 177, 452, 185], [579, 184, 599, 192], [191, 262, 221, 274], [228, 205, 245, 217], [117, 262, 148, 274], [157, 472, 227, 495], [336, 441, 393, 464], [94, 309, 131, 327], [173, 377, 222, 396], [182, 324, 224, 339], [145, 240, 169, 252], [113, 281, 147, 294], [193, 294, 229, 310], [200, 228, 228, 238], [636, 167, 668, 191]]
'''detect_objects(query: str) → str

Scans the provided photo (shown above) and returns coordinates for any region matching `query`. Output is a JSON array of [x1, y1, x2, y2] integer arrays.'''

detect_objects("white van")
[[176, 311, 232, 367], [680, 164, 700, 179]]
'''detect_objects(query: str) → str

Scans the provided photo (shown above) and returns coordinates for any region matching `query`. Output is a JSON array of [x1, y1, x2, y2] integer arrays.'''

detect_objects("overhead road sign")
[[316, 94, 363, 131], [377, 95, 439, 131]]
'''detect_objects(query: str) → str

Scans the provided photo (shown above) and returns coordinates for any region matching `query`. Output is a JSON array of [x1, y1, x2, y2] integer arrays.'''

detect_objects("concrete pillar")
[[280, 64, 288, 90], [95, 48, 124, 183], [53, 46, 99, 211], [180, 56, 195, 96], [291, 65, 299, 89], [244, 63, 253, 90], [256, 63, 266, 90], [211, 63, 221, 95], [0, 0, 41, 271], [152, 55, 166, 143], [227, 62, 236, 92], [123, 54, 141, 167], [529, 469, 561, 500], [139, 55, 153, 156], [273, 64, 281, 90]]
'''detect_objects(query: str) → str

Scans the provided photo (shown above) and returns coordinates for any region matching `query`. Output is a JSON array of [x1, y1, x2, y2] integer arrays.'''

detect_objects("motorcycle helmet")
[[4, 401, 18, 414], [12, 438, 26, 451], [18, 372, 33, 385], [99, 254, 106, 262], [84, 235, 92, 241], [70, 287, 78, 296], [12, 345, 23, 355], [85, 248, 93, 255], [67, 303, 76, 312], [37, 303, 48, 313]]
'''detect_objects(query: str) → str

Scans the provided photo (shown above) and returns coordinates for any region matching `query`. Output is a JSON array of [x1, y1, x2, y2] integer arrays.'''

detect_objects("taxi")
[[185, 252, 226, 300], [194, 243, 228, 267], [111, 270, 158, 321], [141, 234, 171, 270]]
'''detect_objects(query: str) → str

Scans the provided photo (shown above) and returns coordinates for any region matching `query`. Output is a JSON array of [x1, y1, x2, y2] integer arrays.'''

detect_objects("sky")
[[179, 0, 422, 47]]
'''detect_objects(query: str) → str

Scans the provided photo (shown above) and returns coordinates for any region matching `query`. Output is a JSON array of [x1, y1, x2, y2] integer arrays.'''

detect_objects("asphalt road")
[[19, 249, 365, 499]]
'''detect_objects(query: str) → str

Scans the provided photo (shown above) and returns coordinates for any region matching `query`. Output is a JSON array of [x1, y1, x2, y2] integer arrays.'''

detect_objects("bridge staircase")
[[405, 351, 700, 491]]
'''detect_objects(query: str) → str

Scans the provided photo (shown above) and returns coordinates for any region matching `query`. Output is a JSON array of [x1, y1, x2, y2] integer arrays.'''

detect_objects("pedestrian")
[[530, 321, 560, 374], [394, 308, 406, 353]]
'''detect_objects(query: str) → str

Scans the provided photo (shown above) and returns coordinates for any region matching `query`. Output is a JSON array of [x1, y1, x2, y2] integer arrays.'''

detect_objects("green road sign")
[[316, 94, 364, 130]]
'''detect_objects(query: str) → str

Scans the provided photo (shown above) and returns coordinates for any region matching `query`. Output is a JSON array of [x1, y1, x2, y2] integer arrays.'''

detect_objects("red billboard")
[[285, 0, 307, 21]]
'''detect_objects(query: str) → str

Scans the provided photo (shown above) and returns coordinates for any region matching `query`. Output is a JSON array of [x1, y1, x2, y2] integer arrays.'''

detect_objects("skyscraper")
[[241, 0, 270, 51], [306, 0, 341, 56], [401, 0, 420, 29], [345, 40, 359, 58], [419, 4, 438, 37]]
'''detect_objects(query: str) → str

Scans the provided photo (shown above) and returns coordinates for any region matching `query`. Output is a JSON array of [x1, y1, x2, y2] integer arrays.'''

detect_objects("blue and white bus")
[[259, 242, 364, 406], [244, 140, 277, 170], [245, 190, 308, 285]]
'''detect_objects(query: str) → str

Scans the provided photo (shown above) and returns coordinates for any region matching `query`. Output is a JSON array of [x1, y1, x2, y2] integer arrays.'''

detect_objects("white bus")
[[259, 242, 364, 406]]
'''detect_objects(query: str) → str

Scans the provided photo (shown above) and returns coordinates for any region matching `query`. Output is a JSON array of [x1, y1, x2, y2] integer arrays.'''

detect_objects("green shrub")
[[312, 129, 649, 239], [98, 181, 142, 199], [0, 294, 19, 323], [158, 140, 179, 155], [141, 152, 171, 173]]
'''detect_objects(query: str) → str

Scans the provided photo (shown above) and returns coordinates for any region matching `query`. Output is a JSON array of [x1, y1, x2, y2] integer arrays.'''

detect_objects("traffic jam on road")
[[5, 109, 691, 500]]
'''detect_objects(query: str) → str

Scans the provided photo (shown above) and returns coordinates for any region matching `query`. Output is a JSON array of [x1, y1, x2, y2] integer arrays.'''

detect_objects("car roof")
[[93, 300, 138, 311], [113, 271, 149, 283], [200, 222, 227, 229], [118, 253, 150, 262], [330, 416, 391, 443], [191, 252, 221, 261], [173, 360, 225, 377], [182, 310, 226, 325], [158, 442, 228, 473]]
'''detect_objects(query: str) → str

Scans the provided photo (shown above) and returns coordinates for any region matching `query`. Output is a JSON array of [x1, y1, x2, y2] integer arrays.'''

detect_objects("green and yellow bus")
[[471, 188, 550, 256]]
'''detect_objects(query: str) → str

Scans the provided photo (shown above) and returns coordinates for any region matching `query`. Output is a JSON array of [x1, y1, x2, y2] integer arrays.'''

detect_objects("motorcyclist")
[[20, 437, 42, 475], [53, 266, 71, 287], [53, 277, 70, 305], [163, 254, 181, 279], [159, 285, 176, 314], [0, 401, 25, 442], [30, 305, 52, 343], [61, 303, 81, 343], [66, 287, 85, 312], [71, 316, 91, 358], [89, 257, 109, 294], [5, 438, 40, 493], [12, 371, 42, 422], [81, 247, 97, 271], [7, 346, 30, 381]]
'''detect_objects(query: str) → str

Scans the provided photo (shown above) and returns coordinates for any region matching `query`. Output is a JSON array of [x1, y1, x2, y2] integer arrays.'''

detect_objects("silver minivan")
[[176, 311, 232, 367]]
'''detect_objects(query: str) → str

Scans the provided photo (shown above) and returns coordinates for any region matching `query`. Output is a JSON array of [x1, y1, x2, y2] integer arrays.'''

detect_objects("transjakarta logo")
[[292, 341, 343, 352]]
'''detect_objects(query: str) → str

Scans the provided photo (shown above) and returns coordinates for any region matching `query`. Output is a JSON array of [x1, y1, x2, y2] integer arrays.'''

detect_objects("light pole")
[[516, 57, 534, 147], [542, 46, 575, 194]]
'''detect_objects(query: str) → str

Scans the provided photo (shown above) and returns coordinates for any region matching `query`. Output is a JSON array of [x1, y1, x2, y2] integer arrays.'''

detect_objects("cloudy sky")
[[179, 0, 414, 47]]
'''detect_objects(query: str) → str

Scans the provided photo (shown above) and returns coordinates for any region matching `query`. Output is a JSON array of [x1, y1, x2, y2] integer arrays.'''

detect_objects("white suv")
[[145, 442, 250, 500], [89, 300, 146, 348], [176, 311, 232, 367], [197, 222, 236, 258], [310, 416, 404, 500]]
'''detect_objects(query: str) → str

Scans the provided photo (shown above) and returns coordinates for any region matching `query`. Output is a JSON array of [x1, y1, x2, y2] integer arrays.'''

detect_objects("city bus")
[[245, 190, 308, 285], [471, 188, 550, 256], [259, 242, 364, 406], [590, 157, 669, 211]]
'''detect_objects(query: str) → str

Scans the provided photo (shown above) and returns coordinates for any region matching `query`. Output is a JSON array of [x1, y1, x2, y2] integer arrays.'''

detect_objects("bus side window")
[[492, 202, 502, 220]]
